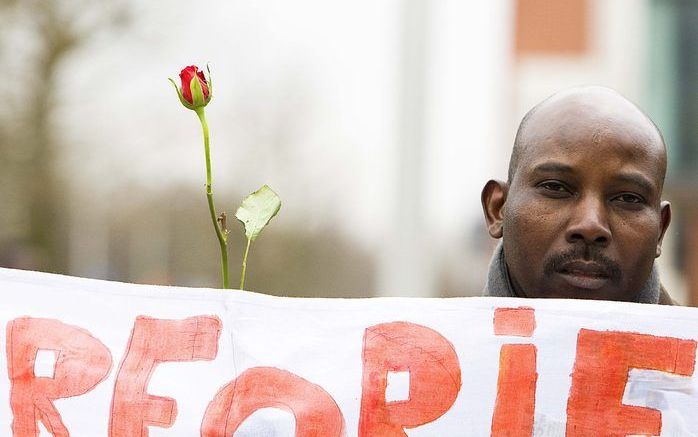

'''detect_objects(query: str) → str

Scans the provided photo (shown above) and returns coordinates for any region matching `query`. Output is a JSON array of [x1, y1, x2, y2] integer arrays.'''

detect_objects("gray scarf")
[[483, 242, 660, 304]]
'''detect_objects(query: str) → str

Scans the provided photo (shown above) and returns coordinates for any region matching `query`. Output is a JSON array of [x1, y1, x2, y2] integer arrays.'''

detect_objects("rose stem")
[[195, 107, 230, 289], [240, 237, 251, 290]]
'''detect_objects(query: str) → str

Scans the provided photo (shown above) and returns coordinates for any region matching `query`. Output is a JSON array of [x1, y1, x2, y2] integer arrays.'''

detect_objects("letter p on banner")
[[6, 317, 113, 437], [358, 321, 461, 436]]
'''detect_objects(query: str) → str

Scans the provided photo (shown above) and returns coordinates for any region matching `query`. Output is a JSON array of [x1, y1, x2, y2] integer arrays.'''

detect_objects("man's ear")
[[481, 179, 507, 239], [656, 200, 672, 258]]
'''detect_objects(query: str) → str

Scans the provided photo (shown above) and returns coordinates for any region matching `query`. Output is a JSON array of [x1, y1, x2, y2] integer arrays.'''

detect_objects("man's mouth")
[[557, 260, 611, 290]]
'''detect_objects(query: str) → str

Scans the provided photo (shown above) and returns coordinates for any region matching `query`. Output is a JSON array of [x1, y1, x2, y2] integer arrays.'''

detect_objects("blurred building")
[[648, 0, 698, 306]]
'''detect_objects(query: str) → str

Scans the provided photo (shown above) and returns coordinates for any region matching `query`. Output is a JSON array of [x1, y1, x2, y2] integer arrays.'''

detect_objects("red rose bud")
[[169, 64, 213, 110], [180, 66, 209, 103]]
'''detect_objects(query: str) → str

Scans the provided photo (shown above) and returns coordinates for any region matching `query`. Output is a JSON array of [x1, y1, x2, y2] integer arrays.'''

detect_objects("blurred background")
[[0, 0, 696, 303]]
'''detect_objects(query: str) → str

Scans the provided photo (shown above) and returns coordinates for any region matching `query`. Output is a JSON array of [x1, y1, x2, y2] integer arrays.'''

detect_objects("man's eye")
[[614, 193, 645, 204], [538, 181, 570, 193]]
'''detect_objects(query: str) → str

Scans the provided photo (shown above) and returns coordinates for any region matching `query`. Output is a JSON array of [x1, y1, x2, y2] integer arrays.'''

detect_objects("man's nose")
[[565, 195, 612, 246]]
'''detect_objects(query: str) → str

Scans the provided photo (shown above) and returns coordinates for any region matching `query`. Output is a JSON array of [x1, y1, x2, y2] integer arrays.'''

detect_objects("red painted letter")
[[493, 306, 536, 337], [6, 317, 113, 437], [566, 329, 696, 436], [201, 366, 345, 437], [358, 321, 461, 436], [491, 307, 537, 437], [491, 344, 537, 436], [109, 316, 221, 436]]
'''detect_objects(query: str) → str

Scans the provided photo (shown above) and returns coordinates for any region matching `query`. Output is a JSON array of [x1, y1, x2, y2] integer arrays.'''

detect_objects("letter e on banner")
[[358, 321, 461, 436], [6, 317, 113, 437], [201, 366, 345, 436], [567, 329, 697, 436], [109, 316, 221, 436]]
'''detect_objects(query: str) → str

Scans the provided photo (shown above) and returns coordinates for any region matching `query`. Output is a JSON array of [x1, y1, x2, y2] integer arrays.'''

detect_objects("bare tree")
[[0, 0, 129, 271]]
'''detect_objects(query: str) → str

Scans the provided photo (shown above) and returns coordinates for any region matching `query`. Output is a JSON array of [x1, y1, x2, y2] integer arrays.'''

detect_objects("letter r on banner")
[[109, 316, 221, 436], [6, 317, 113, 437], [567, 329, 697, 437], [358, 321, 461, 436]]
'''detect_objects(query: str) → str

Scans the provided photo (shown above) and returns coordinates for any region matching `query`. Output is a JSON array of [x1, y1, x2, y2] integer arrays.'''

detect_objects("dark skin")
[[481, 87, 671, 302]]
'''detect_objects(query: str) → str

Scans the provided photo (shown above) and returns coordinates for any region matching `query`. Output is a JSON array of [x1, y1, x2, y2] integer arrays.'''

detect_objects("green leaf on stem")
[[168, 78, 194, 110], [206, 63, 213, 96], [235, 185, 281, 241]]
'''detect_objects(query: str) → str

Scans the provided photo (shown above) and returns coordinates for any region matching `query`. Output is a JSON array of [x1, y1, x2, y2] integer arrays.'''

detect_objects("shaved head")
[[508, 86, 667, 188]]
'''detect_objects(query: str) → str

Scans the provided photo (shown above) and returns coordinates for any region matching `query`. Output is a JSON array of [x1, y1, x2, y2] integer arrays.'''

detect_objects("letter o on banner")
[[200, 366, 345, 437]]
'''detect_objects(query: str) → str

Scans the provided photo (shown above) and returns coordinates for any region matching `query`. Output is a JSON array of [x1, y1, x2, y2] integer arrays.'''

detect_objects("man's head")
[[481, 86, 671, 302]]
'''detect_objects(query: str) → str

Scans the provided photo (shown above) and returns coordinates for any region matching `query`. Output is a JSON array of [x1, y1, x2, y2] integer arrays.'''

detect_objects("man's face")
[[483, 92, 671, 302]]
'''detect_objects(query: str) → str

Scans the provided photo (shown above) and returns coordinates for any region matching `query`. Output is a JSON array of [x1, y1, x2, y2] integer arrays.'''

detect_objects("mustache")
[[543, 246, 622, 283]]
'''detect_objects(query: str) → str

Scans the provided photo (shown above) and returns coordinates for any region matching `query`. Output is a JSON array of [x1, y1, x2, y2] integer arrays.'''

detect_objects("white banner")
[[1, 267, 698, 436]]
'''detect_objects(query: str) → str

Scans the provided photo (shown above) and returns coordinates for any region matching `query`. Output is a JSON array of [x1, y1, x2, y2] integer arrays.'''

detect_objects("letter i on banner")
[[490, 307, 537, 437]]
